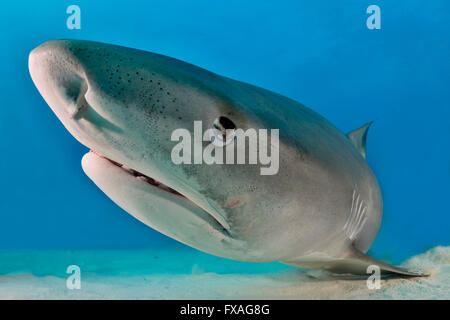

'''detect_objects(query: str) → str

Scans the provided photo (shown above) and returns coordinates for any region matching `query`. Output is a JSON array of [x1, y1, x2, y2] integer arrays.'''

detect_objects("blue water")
[[0, 0, 449, 282]]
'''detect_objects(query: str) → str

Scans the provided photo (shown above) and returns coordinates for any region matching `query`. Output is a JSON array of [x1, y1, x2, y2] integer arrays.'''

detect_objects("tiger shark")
[[29, 39, 425, 276]]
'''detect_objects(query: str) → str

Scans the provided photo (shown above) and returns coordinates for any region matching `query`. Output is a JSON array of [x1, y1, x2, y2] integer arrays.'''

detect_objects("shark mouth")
[[84, 150, 233, 243], [87, 151, 232, 236], [89, 150, 186, 199]]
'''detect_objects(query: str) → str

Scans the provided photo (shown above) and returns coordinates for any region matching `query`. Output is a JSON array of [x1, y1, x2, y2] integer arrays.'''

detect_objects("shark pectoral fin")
[[324, 245, 429, 277], [346, 121, 373, 159]]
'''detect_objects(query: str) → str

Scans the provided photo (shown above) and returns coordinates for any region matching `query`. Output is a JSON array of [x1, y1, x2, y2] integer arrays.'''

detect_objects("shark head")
[[29, 40, 294, 260], [30, 40, 389, 271]]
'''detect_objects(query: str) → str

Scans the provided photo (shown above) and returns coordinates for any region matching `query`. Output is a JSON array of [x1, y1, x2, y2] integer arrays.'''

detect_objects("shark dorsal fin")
[[346, 121, 373, 159]]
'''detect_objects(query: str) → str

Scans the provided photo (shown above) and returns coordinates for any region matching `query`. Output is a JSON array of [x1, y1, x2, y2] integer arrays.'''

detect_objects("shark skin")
[[29, 40, 425, 276]]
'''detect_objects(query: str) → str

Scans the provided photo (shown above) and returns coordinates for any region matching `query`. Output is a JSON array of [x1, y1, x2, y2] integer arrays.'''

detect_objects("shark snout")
[[29, 40, 91, 120]]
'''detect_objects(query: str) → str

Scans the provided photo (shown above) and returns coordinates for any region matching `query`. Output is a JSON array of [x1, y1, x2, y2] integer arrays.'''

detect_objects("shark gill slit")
[[343, 190, 368, 240]]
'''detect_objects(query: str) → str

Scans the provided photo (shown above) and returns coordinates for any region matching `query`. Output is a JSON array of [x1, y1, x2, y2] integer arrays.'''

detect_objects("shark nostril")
[[61, 73, 88, 118], [64, 77, 82, 102]]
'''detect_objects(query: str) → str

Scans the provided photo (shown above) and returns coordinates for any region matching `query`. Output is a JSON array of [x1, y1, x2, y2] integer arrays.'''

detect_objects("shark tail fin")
[[324, 245, 428, 277], [346, 121, 373, 159]]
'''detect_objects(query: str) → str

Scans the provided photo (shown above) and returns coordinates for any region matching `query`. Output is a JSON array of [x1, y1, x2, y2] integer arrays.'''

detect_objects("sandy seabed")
[[0, 246, 448, 299]]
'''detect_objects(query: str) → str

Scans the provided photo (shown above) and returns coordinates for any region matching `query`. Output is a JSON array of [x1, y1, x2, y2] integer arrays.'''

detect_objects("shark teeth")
[[90, 150, 184, 198], [120, 165, 135, 174]]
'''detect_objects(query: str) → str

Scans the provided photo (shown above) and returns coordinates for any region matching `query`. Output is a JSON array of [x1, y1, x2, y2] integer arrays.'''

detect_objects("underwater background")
[[0, 0, 449, 298]]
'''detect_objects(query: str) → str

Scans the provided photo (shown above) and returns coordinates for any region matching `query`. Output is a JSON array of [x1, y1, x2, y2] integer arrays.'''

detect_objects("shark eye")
[[211, 116, 236, 146]]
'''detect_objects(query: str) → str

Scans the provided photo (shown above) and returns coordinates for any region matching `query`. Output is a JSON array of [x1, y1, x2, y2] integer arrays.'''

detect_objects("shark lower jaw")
[[89, 150, 186, 199], [82, 150, 232, 238]]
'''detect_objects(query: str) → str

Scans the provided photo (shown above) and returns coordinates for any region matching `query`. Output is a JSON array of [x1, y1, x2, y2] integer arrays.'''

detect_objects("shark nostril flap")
[[61, 73, 88, 117]]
